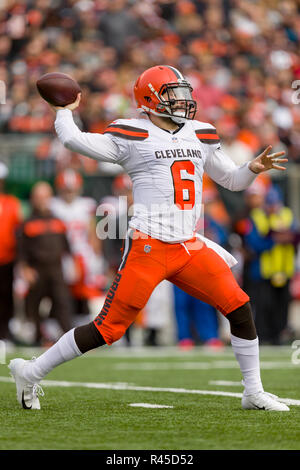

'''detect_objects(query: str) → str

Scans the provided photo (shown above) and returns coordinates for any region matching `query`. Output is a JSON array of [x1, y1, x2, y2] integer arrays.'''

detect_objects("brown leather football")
[[36, 72, 81, 106]]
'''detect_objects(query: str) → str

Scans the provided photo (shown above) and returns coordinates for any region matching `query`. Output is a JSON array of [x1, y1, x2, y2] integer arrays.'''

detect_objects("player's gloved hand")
[[249, 145, 288, 174], [51, 92, 81, 112]]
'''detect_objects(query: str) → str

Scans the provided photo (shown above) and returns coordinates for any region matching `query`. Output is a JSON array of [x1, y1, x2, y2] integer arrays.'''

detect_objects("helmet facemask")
[[148, 81, 197, 124]]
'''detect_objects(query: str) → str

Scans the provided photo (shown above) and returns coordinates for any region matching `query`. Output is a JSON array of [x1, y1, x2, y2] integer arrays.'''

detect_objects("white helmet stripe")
[[166, 65, 184, 80]]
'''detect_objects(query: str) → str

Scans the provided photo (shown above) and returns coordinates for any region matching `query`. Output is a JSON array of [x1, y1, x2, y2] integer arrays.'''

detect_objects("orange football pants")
[[94, 230, 249, 345]]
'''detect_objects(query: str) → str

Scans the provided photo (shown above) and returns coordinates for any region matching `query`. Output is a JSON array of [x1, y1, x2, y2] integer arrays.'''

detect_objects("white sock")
[[231, 334, 264, 395], [23, 329, 82, 383]]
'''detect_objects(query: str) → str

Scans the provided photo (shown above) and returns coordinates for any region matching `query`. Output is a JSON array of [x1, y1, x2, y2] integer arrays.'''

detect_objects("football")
[[36, 72, 81, 107]]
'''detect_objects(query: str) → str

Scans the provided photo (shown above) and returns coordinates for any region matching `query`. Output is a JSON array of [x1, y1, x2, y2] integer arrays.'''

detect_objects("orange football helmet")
[[55, 169, 83, 191], [112, 173, 132, 194], [134, 65, 197, 124]]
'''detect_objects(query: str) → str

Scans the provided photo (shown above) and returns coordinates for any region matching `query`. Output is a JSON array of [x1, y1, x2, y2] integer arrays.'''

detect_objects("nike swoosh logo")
[[22, 391, 32, 410], [253, 404, 265, 410]]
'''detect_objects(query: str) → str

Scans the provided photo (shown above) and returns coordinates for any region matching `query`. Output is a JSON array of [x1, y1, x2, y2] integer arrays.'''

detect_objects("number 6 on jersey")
[[170, 160, 195, 210]]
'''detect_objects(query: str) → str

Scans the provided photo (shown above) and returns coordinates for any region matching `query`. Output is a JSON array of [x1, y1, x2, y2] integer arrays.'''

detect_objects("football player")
[[51, 169, 106, 323], [10, 65, 289, 411]]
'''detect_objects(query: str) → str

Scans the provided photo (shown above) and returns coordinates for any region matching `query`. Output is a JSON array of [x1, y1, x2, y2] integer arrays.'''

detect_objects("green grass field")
[[0, 345, 299, 450]]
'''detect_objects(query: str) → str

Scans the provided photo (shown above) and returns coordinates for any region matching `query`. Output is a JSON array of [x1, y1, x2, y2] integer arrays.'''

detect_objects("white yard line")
[[129, 403, 173, 409], [114, 360, 296, 370], [0, 376, 299, 406]]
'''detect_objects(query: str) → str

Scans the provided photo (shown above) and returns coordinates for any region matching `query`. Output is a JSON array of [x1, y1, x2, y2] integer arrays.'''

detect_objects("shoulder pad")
[[193, 120, 220, 145], [104, 118, 149, 141]]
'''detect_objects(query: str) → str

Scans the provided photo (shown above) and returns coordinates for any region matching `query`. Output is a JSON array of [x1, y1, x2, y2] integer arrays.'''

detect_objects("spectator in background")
[[1, 0, 299, 174], [0, 162, 22, 343], [237, 184, 298, 344], [51, 169, 106, 325], [233, 177, 271, 296], [173, 289, 224, 350], [18, 182, 72, 345], [99, 0, 143, 60], [219, 121, 254, 167]]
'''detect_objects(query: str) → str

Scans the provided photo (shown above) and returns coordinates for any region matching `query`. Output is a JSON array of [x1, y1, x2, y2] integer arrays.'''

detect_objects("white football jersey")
[[50, 196, 96, 255], [55, 110, 256, 243]]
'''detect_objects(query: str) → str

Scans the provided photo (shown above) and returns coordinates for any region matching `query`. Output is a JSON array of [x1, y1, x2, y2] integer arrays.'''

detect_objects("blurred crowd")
[[1, 0, 300, 166], [1, 0, 300, 348]]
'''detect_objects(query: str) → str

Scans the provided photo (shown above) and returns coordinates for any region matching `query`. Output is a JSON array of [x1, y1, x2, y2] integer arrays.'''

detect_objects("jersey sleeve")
[[55, 109, 122, 163], [199, 123, 257, 192], [102, 119, 149, 161]]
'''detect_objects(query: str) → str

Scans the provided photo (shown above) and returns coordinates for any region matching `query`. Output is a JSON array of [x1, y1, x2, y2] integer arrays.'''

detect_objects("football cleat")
[[242, 391, 289, 411], [8, 358, 44, 410]]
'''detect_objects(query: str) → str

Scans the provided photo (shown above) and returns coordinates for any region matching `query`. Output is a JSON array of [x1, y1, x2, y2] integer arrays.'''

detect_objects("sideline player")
[[51, 169, 106, 324], [9, 65, 289, 411]]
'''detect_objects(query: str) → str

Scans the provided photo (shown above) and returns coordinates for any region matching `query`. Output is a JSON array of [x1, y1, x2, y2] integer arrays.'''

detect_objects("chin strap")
[[140, 105, 188, 123]]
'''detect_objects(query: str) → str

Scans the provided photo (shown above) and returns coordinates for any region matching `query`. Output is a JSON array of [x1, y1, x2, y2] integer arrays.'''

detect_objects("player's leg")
[[251, 280, 271, 343], [48, 269, 73, 335], [169, 246, 262, 393], [0, 262, 14, 341], [173, 286, 193, 344], [270, 282, 290, 345], [168, 243, 289, 411], [24, 274, 47, 344], [192, 299, 220, 344], [9, 232, 166, 408]]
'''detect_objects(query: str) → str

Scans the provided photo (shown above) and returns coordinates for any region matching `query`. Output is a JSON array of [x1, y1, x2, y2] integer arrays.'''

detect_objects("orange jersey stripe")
[[104, 127, 148, 137], [196, 133, 220, 140]]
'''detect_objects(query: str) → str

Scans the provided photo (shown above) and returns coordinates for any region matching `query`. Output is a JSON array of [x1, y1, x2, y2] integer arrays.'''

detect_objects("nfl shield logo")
[[172, 136, 179, 143], [144, 245, 151, 253]]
